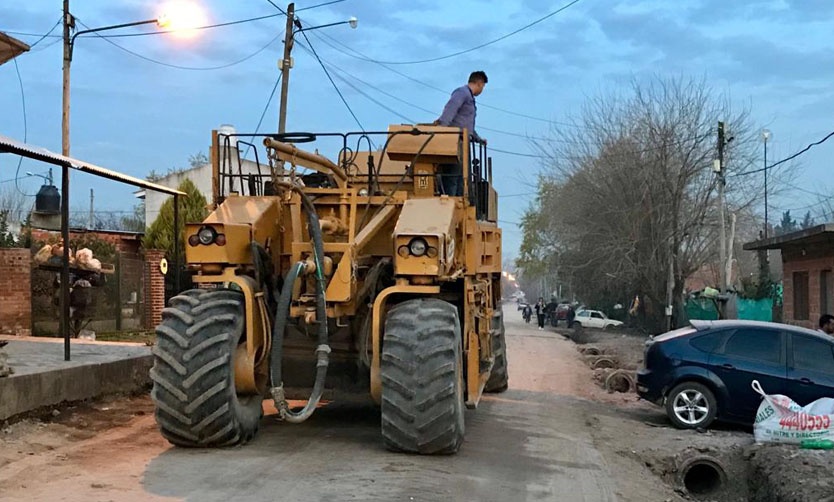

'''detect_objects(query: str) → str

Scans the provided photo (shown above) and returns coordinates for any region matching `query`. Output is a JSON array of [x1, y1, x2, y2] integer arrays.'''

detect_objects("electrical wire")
[[318, 0, 583, 65], [296, 0, 348, 12], [731, 130, 834, 178], [296, 32, 366, 132], [9, 17, 63, 48], [83, 12, 282, 38], [75, 19, 281, 71], [10, 57, 34, 197], [311, 30, 584, 128], [242, 73, 283, 159]]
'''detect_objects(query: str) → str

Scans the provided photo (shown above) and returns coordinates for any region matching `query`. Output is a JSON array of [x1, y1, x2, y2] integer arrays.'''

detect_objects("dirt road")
[[0, 307, 680, 502]]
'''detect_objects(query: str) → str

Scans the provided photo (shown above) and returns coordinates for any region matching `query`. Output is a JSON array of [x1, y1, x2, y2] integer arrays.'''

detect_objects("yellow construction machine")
[[150, 124, 506, 454]]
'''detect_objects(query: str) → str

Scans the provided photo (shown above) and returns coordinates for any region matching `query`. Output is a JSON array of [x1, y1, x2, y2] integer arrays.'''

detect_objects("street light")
[[762, 129, 771, 239], [26, 169, 53, 185], [277, 3, 358, 133], [62, 0, 201, 156]]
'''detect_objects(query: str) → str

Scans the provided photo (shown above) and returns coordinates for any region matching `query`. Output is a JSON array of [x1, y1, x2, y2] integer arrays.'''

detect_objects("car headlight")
[[197, 227, 217, 245], [408, 238, 428, 257]]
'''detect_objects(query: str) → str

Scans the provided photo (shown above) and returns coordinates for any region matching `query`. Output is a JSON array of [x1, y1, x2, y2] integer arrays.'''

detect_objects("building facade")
[[744, 224, 834, 329]]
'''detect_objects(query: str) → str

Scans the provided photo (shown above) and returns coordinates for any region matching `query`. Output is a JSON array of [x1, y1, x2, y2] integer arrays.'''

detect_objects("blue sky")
[[1, 0, 833, 259]]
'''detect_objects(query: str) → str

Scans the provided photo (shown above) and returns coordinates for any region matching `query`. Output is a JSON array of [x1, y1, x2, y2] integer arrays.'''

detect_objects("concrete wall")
[[0, 249, 31, 335], [143, 159, 264, 228]]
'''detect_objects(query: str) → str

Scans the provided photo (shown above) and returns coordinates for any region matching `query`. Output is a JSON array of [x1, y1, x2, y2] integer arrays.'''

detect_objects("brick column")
[[144, 249, 166, 330], [0, 249, 32, 336]]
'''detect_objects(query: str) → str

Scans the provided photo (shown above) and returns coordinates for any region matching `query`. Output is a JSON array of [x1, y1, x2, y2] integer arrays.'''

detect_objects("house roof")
[[0, 134, 185, 196], [0, 32, 29, 66], [743, 223, 834, 251]]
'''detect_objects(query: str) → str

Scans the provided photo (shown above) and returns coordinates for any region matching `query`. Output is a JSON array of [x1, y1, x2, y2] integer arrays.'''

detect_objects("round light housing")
[[197, 227, 216, 245], [214, 234, 226, 246], [408, 238, 428, 257], [188, 234, 200, 247], [426, 247, 438, 258], [397, 245, 410, 258]]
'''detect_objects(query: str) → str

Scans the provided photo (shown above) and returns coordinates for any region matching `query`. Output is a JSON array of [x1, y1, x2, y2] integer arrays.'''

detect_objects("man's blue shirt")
[[438, 85, 482, 141]]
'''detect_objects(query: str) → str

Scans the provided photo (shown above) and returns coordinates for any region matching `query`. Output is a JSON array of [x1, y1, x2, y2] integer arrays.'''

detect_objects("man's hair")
[[819, 314, 834, 328], [469, 71, 488, 84]]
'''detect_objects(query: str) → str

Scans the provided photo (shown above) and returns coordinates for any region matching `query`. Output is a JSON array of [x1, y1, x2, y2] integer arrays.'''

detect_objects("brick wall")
[[782, 254, 834, 329], [144, 249, 166, 329], [0, 249, 32, 336]]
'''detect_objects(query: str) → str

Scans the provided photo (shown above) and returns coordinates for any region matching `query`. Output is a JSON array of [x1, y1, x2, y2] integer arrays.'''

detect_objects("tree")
[[0, 210, 17, 247], [800, 211, 815, 230], [143, 179, 207, 258], [775, 210, 797, 236], [519, 76, 762, 331], [119, 202, 146, 233]]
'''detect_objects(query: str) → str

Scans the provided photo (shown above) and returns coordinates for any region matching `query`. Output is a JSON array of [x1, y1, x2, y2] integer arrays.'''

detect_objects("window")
[[821, 270, 832, 315], [577, 311, 590, 318], [792, 335, 834, 373], [794, 271, 810, 321], [591, 312, 603, 319], [722, 328, 782, 364], [690, 331, 727, 353]]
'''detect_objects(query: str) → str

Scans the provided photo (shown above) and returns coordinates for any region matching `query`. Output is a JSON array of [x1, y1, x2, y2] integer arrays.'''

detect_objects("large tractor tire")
[[381, 298, 465, 455], [485, 309, 509, 393], [150, 289, 263, 447]]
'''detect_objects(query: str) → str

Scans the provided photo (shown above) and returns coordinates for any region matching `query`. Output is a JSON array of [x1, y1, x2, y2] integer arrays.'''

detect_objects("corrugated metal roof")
[[0, 134, 185, 196], [0, 32, 29, 66]]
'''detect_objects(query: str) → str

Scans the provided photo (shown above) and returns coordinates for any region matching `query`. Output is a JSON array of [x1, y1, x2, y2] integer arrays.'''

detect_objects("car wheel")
[[665, 382, 717, 430]]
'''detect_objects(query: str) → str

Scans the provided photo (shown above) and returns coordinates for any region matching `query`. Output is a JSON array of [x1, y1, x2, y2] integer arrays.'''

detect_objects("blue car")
[[637, 320, 834, 429]]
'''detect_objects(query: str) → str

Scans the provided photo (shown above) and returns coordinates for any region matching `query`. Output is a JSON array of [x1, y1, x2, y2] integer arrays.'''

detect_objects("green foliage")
[[0, 210, 17, 248], [776, 210, 797, 236], [143, 179, 207, 257], [800, 211, 815, 230], [120, 202, 145, 233]]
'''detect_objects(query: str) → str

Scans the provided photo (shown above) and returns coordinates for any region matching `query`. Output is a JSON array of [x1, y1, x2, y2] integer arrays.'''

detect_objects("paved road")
[[0, 307, 676, 501]]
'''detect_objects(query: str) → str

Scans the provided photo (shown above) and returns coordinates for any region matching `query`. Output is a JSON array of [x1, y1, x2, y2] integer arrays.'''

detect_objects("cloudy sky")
[[1, 0, 832, 258]]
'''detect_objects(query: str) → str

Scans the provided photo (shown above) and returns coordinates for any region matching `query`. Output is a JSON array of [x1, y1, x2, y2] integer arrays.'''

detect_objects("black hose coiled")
[[269, 186, 330, 423]]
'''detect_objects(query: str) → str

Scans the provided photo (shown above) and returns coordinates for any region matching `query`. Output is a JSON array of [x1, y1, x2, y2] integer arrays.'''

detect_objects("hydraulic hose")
[[269, 183, 330, 424]]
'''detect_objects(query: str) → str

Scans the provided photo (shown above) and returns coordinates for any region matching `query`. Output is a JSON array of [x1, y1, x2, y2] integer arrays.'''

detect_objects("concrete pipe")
[[677, 456, 727, 497], [604, 370, 635, 393], [580, 346, 602, 356], [590, 356, 617, 370]]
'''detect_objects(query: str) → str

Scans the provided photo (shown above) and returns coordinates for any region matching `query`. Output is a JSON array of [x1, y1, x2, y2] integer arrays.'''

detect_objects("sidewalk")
[[0, 335, 152, 421]]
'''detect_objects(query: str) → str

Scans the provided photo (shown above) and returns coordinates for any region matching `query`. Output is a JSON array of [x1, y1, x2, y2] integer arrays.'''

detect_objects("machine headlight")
[[197, 227, 217, 245], [408, 238, 428, 257]]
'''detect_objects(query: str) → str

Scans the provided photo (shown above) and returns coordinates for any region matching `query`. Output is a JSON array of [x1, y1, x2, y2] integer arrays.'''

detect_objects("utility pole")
[[666, 248, 674, 332], [88, 188, 94, 229], [717, 121, 727, 292], [278, 3, 295, 134], [62, 0, 73, 157]]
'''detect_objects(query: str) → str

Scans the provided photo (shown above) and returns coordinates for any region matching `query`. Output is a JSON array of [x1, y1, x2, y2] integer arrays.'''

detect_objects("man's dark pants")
[[439, 164, 463, 196]]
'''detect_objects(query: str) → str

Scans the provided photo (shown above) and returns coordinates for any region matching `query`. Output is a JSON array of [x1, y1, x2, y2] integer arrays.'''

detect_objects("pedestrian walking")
[[523, 304, 532, 324], [534, 297, 546, 330]]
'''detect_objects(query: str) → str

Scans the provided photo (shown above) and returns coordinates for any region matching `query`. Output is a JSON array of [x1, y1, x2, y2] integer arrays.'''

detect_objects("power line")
[[18, 17, 63, 48], [731, 129, 834, 178], [311, 30, 583, 128], [320, 0, 583, 65], [10, 57, 34, 197], [296, 33, 366, 132], [75, 19, 282, 71], [296, 0, 348, 12], [242, 73, 283, 159], [83, 12, 282, 38], [5, 13, 282, 41]]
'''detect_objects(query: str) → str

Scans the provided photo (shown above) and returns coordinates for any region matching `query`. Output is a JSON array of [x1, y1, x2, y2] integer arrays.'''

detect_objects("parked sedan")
[[637, 320, 834, 429], [573, 309, 623, 329]]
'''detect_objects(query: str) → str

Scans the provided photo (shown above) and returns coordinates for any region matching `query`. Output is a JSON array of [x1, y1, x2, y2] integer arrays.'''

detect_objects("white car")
[[573, 310, 623, 329]]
